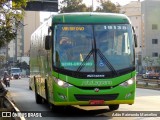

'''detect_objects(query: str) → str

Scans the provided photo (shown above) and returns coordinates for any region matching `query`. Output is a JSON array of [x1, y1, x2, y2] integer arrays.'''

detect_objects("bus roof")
[[52, 12, 131, 24]]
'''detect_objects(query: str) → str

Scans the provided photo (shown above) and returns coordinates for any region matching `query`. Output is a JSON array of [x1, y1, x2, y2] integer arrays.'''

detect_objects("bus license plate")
[[89, 100, 104, 105]]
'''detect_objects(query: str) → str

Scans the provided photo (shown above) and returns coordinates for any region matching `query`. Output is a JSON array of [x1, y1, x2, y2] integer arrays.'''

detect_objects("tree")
[[95, 0, 120, 13], [156, 56, 160, 66], [60, 0, 90, 13], [16, 61, 29, 70], [0, 0, 27, 48], [156, 56, 160, 71], [143, 56, 154, 71]]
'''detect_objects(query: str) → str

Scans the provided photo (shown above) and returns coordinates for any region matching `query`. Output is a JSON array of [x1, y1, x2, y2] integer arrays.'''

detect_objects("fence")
[[136, 76, 160, 90]]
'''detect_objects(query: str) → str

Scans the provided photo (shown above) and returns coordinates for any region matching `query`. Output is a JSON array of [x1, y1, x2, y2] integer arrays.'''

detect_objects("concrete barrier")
[[0, 82, 25, 120]]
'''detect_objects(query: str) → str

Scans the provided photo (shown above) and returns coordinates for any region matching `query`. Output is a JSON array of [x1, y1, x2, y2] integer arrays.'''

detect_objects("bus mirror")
[[45, 35, 51, 50], [134, 34, 137, 47]]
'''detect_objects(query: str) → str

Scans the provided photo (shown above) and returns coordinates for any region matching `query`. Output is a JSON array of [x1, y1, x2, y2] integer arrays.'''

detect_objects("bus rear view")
[[30, 13, 137, 111]]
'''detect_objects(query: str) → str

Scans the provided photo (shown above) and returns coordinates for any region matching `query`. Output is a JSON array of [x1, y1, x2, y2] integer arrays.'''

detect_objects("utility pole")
[[92, 0, 94, 12]]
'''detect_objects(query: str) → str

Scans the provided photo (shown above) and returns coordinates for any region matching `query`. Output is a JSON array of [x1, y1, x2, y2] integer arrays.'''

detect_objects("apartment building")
[[1, 11, 40, 65], [120, 1, 142, 72], [23, 11, 40, 56], [141, 0, 160, 70]]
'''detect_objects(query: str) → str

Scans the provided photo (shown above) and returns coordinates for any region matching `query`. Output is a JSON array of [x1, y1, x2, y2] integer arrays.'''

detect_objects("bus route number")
[[62, 27, 84, 31]]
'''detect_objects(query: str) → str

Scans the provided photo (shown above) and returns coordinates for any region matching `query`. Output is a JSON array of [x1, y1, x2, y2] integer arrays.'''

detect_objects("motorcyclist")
[[3, 71, 10, 87]]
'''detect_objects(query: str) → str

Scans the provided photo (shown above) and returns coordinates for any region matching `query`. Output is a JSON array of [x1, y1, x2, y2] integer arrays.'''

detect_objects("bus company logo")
[[81, 80, 112, 86], [94, 88, 99, 92]]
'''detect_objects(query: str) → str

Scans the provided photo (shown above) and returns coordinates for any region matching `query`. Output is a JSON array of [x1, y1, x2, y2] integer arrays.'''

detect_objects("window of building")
[[152, 52, 158, 57], [152, 39, 158, 44], [152, 24, 158, 30]]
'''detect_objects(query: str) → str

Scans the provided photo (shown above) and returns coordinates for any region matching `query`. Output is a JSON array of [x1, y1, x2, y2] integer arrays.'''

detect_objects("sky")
[[83, 0, 142, 6], [40, 0, 143, 22], [83, 0, 145, 10]]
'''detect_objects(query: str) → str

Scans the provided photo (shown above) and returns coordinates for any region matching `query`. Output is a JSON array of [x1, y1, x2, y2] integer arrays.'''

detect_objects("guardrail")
[[137, 79, 160, 87], [136, 76, 160, 90], [0, 82, 25, 120]]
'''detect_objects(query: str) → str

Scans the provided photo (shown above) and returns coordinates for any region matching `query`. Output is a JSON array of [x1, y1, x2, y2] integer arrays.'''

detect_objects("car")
[[142, 71, 160, 79]]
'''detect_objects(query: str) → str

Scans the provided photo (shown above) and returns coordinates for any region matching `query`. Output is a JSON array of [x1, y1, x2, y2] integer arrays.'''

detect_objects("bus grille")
[[74, 94, 118, 101]]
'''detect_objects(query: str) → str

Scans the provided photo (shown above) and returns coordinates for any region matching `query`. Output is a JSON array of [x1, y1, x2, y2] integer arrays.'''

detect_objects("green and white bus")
[[30, 12, 137, 111]]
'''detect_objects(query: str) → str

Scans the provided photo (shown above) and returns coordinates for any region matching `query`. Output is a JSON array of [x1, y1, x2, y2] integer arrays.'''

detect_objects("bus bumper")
[[51, 82, 136, 106]]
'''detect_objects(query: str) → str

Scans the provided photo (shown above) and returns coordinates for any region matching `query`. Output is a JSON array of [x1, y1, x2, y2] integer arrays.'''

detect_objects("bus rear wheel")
[[109, 104, 119, 111], [35, 92, 43, 104], [34, 77, 42, 104]]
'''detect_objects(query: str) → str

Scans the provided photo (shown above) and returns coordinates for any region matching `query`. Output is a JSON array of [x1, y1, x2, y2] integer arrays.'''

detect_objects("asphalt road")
[[5, 78, 160, 120]]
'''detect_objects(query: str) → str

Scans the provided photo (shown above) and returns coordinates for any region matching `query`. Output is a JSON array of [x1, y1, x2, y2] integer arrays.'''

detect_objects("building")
[[8, 25, 23, 63], [141, 0, 160, 71], [23, 11, 40, 56], [5, 11, 40, 65], [120, 1, 142, 72]]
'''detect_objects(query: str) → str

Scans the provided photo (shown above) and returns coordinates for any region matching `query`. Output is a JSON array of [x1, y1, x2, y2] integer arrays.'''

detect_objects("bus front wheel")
[[109, 104, 119, 111], [49, 104, 66, 112]]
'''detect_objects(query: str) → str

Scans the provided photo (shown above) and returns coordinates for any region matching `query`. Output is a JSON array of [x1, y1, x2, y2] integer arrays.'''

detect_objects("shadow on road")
[[40, 104, 113, 118]]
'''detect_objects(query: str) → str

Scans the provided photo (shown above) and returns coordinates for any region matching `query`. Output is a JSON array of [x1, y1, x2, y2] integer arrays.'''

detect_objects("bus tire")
[[29, 86, 32, 90], [109, 104, 119, 111], [50, 104, 65, 112], [34, 77, 42, 104], [35, 92, 43, 104]]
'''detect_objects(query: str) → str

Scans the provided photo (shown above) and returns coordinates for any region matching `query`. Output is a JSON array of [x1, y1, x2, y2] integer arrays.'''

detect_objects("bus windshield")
[[11, 68, 21, 73], [53, 24, 134, 73]]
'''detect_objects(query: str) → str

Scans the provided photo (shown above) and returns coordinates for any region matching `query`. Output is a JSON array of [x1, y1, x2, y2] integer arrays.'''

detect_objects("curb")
[[4, 96, 26, 120], [1, 82, 26, 120]]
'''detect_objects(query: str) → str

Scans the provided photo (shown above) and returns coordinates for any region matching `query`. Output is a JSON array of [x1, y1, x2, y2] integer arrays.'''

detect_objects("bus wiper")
[[77, 49, 94, 72], [97, 49, 119, 76]]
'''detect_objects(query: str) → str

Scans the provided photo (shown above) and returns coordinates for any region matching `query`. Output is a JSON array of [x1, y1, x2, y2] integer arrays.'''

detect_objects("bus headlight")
[[53, 77, 73, 88], [120, 77, 135, 87]]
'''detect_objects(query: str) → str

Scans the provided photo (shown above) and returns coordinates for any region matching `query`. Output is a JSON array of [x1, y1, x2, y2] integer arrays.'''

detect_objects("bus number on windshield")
[[104, 25, 127, 30]]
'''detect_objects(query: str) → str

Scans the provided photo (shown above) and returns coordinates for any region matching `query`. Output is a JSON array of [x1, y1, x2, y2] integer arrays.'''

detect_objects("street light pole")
[[15, 32, 17, 62], [92, 0, 93, 12]]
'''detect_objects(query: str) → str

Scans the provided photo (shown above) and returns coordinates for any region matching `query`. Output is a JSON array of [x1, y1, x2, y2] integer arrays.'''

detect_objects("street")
[[5, 78, 160, 120]]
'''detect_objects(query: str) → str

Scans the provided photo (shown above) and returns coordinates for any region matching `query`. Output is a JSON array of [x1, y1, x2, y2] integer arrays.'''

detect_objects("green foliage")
[[95, 0, 120, 13], [12, 0, 27, 9], [156, 56, 160, 66], [15, 61, 29, 70], [60, 0, 90, 13], [59, 0, 120, 13], [143, 56, 154, 67], [0, 0, 27, 48]]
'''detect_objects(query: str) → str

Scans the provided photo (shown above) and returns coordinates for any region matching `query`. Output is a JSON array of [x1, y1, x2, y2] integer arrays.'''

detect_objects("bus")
[[30, 12, 137, 111], [9, 67, 21, 79]]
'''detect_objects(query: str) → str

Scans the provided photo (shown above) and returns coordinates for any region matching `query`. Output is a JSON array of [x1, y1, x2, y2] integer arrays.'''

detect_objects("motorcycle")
[[3, 76, 10, 87]]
